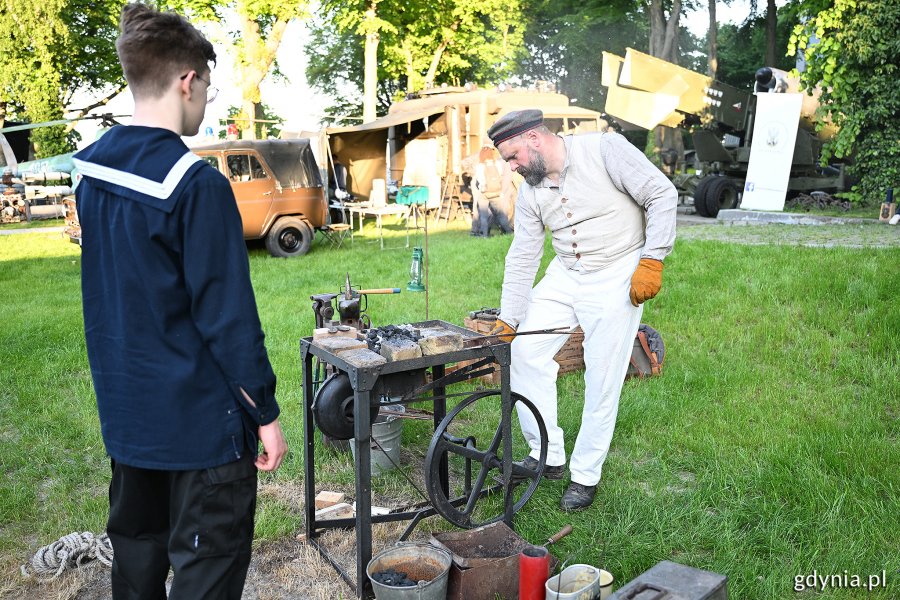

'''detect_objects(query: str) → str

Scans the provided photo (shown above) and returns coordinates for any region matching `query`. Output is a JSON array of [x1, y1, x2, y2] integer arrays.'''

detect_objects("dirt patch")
[[8, 520, 440, 600]]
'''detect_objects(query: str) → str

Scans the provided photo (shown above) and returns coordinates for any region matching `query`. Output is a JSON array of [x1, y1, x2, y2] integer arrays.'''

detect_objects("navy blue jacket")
[[74, 126, 279, 470]]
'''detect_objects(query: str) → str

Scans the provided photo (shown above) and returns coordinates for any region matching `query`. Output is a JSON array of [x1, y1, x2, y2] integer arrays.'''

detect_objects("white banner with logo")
[[740, 93, 803, 211]]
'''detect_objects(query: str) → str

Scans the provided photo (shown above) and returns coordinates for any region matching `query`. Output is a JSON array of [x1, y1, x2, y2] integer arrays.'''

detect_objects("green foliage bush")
[[789, 0, 900, 206]]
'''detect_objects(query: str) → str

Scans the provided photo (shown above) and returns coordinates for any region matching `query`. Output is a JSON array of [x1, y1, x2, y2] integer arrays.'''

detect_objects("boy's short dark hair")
[[116, 2, 216, 99]]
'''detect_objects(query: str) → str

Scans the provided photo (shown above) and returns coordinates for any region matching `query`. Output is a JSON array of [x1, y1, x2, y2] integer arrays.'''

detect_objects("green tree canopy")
[[306, 0, 525, 123], [715, 3, 799, 90], [789, 0, 900, 205], [170, 0, 310, 138], [516, 0, 647, 113], [0, 0, 125, 157], [305, 12, 392, 125]]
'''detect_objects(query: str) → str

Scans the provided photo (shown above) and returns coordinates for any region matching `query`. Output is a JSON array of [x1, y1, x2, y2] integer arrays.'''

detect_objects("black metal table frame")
[[300, 320, 515, 599]]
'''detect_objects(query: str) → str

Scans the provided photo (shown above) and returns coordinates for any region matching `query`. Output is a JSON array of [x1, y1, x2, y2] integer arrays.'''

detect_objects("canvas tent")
[[319, 87, 604, 203]]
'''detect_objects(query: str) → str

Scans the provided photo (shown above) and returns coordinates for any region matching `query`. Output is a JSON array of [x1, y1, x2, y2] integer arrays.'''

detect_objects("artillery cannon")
[[601, 48, 846, 217]]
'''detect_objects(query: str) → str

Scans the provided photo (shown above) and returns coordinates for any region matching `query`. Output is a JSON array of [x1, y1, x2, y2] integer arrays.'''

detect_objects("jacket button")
[[571, 229, 577, 235], [572, 242, 578, 248], [561, 197, 567, 203], [566, 212, 573, 218], [575, 253, 582, 259]]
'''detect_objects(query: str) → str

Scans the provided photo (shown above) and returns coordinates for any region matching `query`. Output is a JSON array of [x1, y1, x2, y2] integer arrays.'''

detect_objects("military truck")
[[601, 48, 846, 217]]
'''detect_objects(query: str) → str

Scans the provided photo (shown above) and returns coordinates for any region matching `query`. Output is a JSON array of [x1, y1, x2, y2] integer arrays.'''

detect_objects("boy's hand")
[[256, 418, 288, 472]]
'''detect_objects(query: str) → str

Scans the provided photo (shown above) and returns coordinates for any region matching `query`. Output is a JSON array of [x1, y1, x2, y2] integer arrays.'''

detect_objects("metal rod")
[[399, 512, 426, 541], [353, 387, 374, 598], [302, 346, 317, 542], [433, 364, 450, 497], [486, 326, 577, 339]]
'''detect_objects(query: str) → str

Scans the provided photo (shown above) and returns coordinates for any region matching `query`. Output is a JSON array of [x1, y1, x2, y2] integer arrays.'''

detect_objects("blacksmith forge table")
[[300, 320, 521, 599]]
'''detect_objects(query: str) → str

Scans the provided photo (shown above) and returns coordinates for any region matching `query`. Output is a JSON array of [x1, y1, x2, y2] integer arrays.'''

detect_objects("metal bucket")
[[352, 405, 404, 475], [366, 542, 452, 600]]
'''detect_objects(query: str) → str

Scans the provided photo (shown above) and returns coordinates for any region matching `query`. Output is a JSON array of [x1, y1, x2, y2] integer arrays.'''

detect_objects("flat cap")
[[488, 109, 544, 146]]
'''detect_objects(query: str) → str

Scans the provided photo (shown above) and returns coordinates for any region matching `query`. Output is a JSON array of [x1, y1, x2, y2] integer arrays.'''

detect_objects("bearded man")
[[488, 109, 676, 511]]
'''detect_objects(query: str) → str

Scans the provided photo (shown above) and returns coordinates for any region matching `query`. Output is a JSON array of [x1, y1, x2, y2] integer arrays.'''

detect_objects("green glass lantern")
[[407, 246, 425, 292]]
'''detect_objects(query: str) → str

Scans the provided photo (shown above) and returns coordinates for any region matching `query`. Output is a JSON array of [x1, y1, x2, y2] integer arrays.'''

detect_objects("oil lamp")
[[407, 247, 425, 292]]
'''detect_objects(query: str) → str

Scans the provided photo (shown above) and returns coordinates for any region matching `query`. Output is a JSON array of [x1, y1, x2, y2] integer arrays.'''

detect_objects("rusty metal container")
[[430, 521, 559, 600]]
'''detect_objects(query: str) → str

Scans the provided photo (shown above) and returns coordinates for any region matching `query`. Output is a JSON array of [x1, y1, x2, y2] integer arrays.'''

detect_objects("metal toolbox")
[[429, 521, 559, 600], [609, 560, 728, 600]]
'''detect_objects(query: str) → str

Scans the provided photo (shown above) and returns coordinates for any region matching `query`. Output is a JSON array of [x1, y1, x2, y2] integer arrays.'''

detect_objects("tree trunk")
[[362, 3, 380, 123], [403, 43, 416, 93], [765, 0, 777, 66], [648, 0, 683, 165], [661, 0, 681, 61], [236, 3, 289, 138], [648, 0, 666, 57], [241, 98, 257, 139], [707, 0, 717, 78], [423, 21, 458, 89]]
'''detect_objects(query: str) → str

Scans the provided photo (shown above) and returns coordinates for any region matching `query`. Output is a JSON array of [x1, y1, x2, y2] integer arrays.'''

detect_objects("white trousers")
[[511, 250, 643, 486]]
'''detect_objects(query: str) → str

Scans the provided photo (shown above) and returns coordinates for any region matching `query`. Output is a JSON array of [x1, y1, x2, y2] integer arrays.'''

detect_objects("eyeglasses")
[[180, 72, 218, 104]]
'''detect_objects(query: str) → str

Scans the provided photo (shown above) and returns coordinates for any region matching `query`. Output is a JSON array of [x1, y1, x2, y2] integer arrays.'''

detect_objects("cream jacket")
[[500, 132, 677, 326]]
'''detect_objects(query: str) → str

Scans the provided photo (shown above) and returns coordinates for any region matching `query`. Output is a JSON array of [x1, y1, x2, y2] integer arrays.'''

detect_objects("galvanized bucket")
[[352, 405, 405, 475], [366, 542, 452, 600]]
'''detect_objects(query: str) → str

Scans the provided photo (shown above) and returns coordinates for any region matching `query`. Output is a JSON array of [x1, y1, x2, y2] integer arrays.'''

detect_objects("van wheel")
[[265, 216, 313, 258]]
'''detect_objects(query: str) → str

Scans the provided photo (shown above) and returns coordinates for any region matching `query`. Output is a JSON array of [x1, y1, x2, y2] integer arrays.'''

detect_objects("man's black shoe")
[[510, 456, 565, 484], [560, 482, 596, 511]]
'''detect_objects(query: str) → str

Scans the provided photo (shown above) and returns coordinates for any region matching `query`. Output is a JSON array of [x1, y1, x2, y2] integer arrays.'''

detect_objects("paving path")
[[675, 211, 900, 248]]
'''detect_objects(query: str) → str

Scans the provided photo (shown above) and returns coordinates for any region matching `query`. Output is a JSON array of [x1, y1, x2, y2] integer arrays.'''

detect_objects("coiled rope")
[[20, 531, 114, 580]]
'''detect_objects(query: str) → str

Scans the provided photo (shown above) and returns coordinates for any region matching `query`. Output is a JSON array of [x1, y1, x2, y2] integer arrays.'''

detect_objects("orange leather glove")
[[488, 318, 517, 343], [629, 258, 664, 306]]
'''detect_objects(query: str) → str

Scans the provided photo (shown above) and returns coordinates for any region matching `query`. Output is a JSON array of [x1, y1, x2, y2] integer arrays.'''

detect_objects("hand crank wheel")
[[424, 390, 548, 529]]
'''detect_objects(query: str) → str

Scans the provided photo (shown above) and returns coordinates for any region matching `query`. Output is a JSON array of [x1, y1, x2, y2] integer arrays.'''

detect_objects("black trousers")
[[474, 192, 513, 236], [107, 456, 257, 600]]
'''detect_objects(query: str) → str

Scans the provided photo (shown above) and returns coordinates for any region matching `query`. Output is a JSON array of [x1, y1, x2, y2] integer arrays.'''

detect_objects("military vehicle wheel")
[[703, 177, 740, 217], [692, 176, 716, 217], [265, 216, 313, 258]]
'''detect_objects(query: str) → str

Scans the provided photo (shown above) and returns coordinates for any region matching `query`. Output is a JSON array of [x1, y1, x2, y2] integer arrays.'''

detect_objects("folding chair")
[[319, 223, 351, 248], [320, 195, 353, 249]]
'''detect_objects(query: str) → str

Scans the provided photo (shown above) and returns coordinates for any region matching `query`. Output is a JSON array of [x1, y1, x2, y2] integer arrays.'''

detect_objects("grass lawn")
[[1, 220, 897, 598], [0, 217, 65, 230]]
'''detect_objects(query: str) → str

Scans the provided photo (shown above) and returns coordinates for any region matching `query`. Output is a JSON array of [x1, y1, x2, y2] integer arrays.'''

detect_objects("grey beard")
[[518, 151, 548, 186]]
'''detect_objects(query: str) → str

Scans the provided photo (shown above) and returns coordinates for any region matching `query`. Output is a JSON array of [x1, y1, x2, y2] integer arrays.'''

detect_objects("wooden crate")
[[554, 328, 585, 374], [450, 315, 585, 385]]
